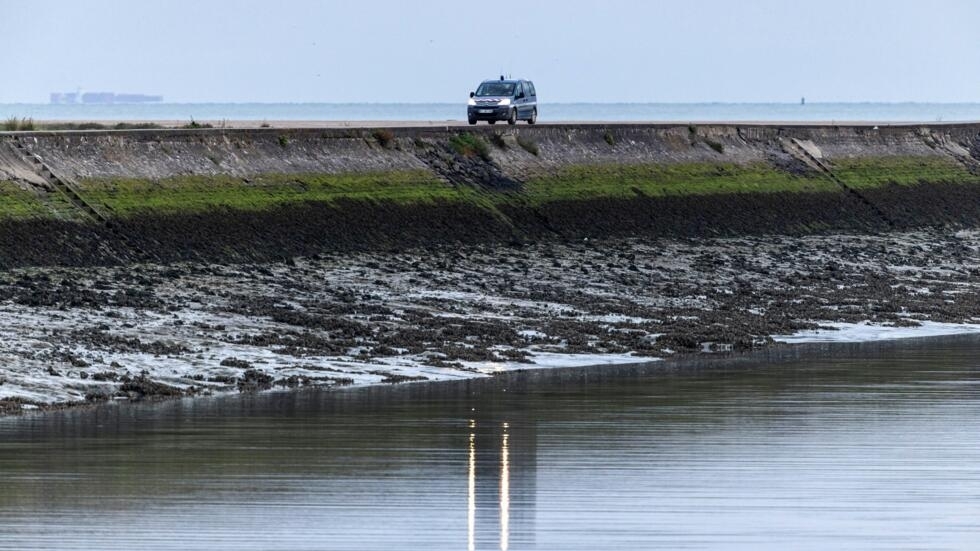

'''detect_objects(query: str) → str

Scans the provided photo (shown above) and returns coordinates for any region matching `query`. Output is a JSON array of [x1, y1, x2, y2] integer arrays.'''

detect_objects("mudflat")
[[1, 229, 978, 412]]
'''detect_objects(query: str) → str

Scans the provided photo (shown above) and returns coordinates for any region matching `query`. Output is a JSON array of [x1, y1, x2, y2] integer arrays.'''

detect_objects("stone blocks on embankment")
[[0, 123, 978, 267]]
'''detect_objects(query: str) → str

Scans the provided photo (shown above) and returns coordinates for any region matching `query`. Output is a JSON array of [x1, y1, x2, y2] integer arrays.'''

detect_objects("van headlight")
[[467, 98, 476, 106], [498, 98, 511, 106]]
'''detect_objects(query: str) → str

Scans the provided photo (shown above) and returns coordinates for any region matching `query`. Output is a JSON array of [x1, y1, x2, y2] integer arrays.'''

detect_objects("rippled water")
[[2, 337, 980, 550]]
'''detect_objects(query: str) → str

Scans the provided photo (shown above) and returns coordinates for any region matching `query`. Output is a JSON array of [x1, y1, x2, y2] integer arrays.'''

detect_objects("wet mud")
[[2, 229, 979, 413]]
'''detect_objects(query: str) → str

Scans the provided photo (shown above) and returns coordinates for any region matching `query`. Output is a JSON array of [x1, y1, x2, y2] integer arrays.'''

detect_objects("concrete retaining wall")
[[0, 123, 977, 267]]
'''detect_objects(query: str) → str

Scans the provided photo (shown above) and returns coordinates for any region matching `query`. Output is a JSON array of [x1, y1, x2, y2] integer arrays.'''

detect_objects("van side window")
[[527, 82, 536, 97], [516, 82, 524, 97]]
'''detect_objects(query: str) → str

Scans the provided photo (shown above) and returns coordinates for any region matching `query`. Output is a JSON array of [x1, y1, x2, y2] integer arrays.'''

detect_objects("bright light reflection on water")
[[2, 336, 980, 550]]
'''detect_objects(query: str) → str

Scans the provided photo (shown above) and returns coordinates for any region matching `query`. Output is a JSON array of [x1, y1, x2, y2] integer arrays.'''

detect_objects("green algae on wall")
[[79, 170, 470, 216], [517, 163, 837, 204], [38, 156, 980, 225], [80, 162, 847, 219], [72, 159, 962, 220], [830, 156, 978, 189], [517, 156, 979, 206], [0, 181, 82, 220]]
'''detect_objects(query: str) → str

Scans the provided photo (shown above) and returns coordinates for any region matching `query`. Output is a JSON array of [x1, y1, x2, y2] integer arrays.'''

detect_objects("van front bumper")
[[467, 105, 511, 120]]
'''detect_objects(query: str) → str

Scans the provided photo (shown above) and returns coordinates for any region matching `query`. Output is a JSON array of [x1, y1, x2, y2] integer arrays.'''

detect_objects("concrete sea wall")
[[0, 123, 979, 267]]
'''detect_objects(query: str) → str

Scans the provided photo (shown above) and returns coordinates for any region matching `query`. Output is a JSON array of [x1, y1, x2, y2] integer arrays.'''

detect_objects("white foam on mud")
[[0, 290, 653, 405], [774, 321, 980, 344], [529, 351, 649, 368], [462, 351, 649, 374], [578, 314, 652, 324]]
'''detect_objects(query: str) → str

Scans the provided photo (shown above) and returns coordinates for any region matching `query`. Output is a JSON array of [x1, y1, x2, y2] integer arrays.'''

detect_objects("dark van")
[[467, 77, 537, 125]]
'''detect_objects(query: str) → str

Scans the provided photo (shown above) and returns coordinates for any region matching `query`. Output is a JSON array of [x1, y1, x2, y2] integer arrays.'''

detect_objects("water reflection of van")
[[467, 77, 537, 125]]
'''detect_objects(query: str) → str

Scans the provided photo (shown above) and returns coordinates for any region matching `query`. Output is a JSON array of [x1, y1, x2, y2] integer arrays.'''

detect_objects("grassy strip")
[[2, 118, 35, 131], [3, 119, 209, 131], [830, 156, 977, 189], [38, 122, 165, 131], [518, 163, 838, 204], [4, 118, 163, 131], [80, 170, 475, 216], [449, 133, 491, 161]]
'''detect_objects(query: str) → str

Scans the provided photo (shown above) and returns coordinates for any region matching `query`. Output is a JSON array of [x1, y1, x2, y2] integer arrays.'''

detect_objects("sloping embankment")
[[0, 123, 979, 267]]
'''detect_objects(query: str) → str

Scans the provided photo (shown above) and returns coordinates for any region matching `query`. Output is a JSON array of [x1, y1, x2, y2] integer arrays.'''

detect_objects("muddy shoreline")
[[15, 329, 980, 422], [2, 123, 980, 412], [2, 228, 979, 414]]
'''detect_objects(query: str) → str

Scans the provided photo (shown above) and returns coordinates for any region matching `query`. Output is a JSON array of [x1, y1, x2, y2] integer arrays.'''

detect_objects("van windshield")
[[475, 82, 516, 97]]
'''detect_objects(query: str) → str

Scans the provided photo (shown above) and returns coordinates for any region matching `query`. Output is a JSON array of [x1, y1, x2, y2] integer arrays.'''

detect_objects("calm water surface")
[[2, 338, 980, 550]]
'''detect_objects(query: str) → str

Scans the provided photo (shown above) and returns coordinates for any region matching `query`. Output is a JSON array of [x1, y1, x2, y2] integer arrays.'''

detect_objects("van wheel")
[[507, 109, 517, 125], [468, 117, 477, 125], [528, 108, 537, 125], [488, 120, 496, 125]]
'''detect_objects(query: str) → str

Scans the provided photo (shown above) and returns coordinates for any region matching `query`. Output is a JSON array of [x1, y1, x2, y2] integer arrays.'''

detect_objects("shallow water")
[[2, 337, 980, 550]]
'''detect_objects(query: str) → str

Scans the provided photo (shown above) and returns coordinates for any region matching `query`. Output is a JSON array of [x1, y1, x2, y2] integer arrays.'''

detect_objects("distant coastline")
[[49, 91, 163, 105]]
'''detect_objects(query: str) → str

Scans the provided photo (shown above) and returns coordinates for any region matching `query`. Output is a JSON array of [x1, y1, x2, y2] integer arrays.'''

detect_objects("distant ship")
[[49, 91, 163, 105]]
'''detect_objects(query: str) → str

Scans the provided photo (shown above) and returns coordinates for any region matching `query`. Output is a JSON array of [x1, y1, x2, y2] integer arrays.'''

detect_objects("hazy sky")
[[1, 0, 977, 103]]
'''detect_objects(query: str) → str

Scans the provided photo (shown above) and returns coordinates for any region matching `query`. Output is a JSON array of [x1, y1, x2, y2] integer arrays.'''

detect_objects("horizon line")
[[3, 100, 980, 106]]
